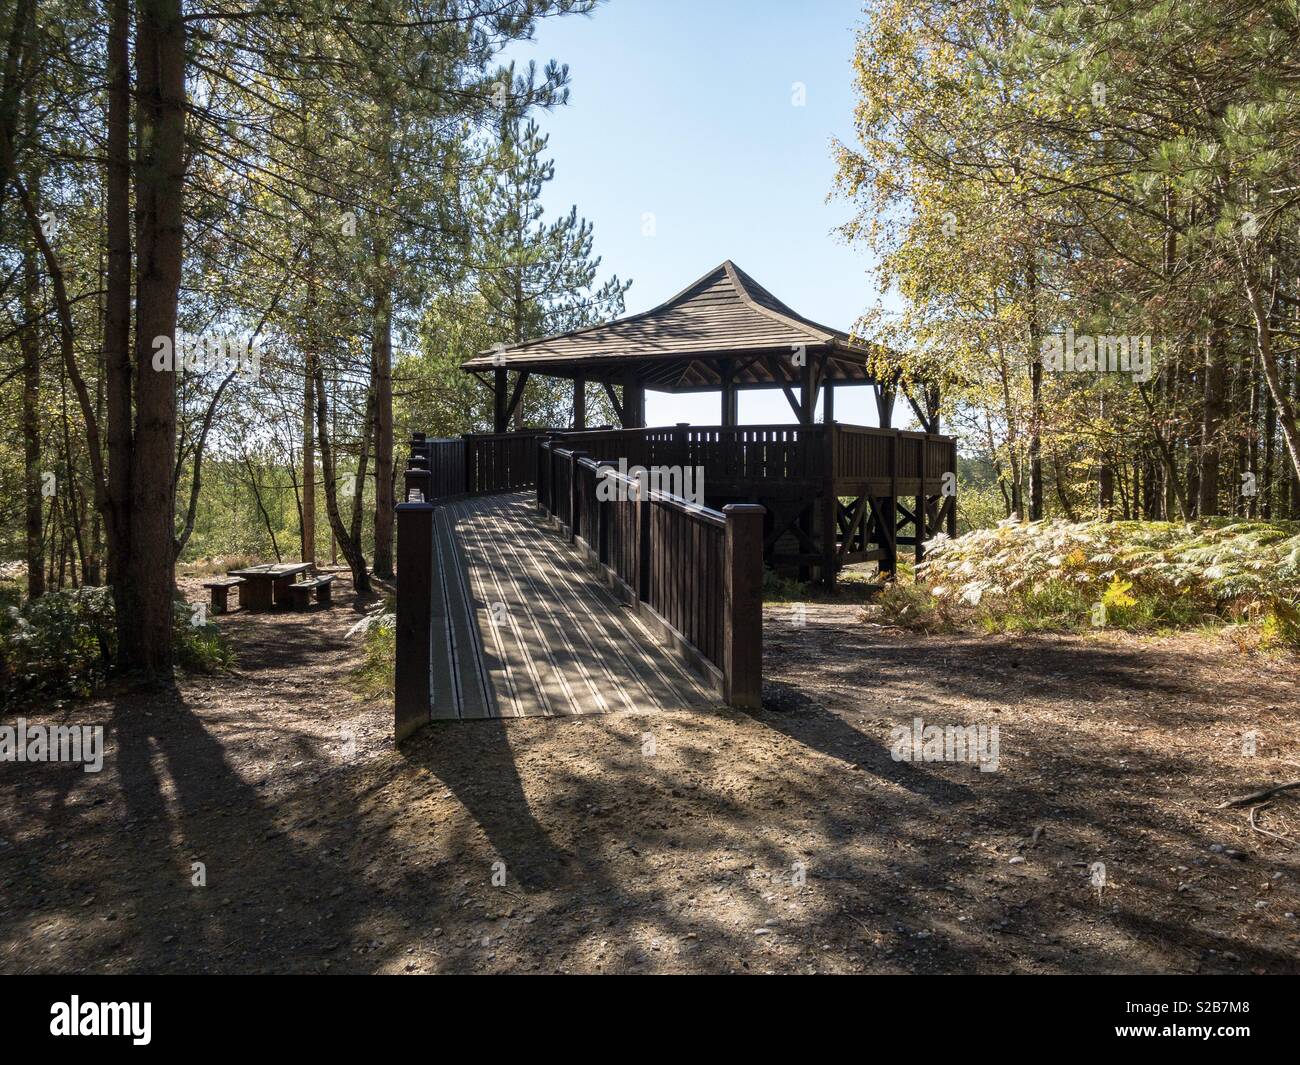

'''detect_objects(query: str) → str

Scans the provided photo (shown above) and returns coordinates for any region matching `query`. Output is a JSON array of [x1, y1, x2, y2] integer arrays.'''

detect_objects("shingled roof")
[[461, 260, 881, 391]]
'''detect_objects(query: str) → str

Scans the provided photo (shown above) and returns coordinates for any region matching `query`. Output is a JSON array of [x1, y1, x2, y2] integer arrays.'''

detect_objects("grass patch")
[[347, 602, 395, 699]]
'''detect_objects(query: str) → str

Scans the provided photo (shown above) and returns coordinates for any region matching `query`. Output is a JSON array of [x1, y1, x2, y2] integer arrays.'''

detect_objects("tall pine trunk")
[[313, 352, 371, 594], [1197, 327, 1227, 516], [104, 0, 132, 598], [302, 363, 315, 563], [371, 274, 394, 579], [121, 0, 183, 680], [22, 234, 43, 597]]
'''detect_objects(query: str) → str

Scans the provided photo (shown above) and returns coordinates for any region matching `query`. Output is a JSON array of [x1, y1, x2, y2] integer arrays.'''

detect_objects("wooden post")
[[823, 379, 834, 424], [721, 359, 737, 427], [636, 474, 652, 602], [675, 421, 690, 469], [723, 504, 764, 708], [623, 374, 645, 429], [821, 424, 837, 589], [573, 375, 586, 429], [548, 440, 558, 516], [597, 463, 611, 565], [536, 439, 546, 510], [569, 449, 586, 543], [404, 460, 431, 504], [394, 500, 434, 743], [876, 382, 895, 429], [799, 354, 815, 425], [493, 368, 508, 433], [884, 429, 899, 576], [916, 437, 927, 563], [946, 440, 958, 537]]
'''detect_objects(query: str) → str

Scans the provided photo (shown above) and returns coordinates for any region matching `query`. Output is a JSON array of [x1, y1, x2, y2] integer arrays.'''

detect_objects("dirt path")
[[2, 581, 1299, 974]]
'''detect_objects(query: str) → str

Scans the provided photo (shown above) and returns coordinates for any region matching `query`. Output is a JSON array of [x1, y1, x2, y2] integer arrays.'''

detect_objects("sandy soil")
[[2, 576, 1299, 974]]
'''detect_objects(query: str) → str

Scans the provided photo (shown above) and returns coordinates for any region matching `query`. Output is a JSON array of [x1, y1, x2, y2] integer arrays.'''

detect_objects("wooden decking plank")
[[453, 496, 553, 717], [434, 491, 715, 721], [484, 499, 619, 717], [427, 505, 458, 720], [436, 504, 496, 719], [448, 497, 530, 717], [461, 500, 578, 717], [516, 499, 713, 711], [491, 499, 653, 716]]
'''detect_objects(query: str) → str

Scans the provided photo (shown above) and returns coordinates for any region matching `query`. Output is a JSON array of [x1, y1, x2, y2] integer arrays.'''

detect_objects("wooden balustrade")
[[539, 441, 764, 707]]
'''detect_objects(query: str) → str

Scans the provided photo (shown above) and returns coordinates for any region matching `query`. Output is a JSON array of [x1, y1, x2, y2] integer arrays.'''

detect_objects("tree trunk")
[[371, 275, 394, 579], [103, 0, 132, 600], [1025, 258, 1043, 520], [302, 361, 315, 563], [121, 0, 184, 680], [313, 352, 371, 594], [1239, 253, 1300, 493], [1198, 327, 1227, 516], [22, 233, 43, 597]]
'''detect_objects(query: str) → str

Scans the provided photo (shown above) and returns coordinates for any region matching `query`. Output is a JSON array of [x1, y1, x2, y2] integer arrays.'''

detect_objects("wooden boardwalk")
[[428, 491, 715, 719]]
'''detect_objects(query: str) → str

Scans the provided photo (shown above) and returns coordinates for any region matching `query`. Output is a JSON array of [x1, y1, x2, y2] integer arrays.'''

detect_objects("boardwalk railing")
[[404, 431, 543, 502], [545, 422, 954, 491], [464, 431, 544, 493], [538, 440, 764, 708], [404, 423, 954, 503]]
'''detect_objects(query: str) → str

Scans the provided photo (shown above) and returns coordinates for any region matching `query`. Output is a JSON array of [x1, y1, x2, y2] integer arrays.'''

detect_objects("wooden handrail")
[[539, 438, 763, 707]]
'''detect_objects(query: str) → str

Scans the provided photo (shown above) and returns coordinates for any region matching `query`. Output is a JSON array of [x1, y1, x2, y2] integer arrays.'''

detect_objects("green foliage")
[[761, 567, 807, 603], [348, 606, 395, 699], [0, 588, 233, 706], [875, 580, 955, 633], [173, 600, 236, 674], [1, 587, 114, 702], [906, 518, 1300, 644]]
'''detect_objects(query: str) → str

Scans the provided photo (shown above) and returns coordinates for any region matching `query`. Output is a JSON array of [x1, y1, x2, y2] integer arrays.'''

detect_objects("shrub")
[[1, 586, 115, 702], [873, 580, 956, 633], [173, 598, 236, 673], [0, 587, 234, 706], [348, 605, 395, 698], [913, 518, 1300, 645], [762, 566, 807, 602]]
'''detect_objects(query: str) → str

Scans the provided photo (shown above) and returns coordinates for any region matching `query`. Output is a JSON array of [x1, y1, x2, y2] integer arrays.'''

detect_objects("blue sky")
[[505, 0, 897, 426]]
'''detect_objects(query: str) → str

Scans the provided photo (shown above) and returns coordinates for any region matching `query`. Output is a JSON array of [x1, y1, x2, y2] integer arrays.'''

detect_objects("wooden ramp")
[[429, 491, 714, 719]]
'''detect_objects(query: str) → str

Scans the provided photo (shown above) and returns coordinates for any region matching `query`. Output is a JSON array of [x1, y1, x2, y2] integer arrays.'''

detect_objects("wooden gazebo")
[[450, 261, 955, 586], [462, 260, 942, 434]]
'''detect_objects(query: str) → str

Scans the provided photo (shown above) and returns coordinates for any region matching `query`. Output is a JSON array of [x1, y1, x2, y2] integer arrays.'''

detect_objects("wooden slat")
[[439, 492, 712, 719]]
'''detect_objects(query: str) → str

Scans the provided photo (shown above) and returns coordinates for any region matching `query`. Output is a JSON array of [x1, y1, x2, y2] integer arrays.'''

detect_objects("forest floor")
[[2, 573, 1299, 974]]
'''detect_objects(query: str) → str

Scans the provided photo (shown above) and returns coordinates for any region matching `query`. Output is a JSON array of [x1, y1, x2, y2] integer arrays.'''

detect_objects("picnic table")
[[226, 562, 314, 611]]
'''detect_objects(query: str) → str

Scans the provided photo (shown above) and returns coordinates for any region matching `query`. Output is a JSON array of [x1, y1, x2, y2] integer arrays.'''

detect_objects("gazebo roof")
[[461, 260, 882, 391]]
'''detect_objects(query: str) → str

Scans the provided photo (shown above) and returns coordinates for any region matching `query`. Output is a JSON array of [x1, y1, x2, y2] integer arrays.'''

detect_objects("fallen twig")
[[1249, 803, 1297, 848], [1215, 780, 1300, 809]]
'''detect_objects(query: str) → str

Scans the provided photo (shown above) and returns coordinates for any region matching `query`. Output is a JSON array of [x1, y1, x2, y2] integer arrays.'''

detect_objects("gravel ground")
[[2, 576, 1299, 974]]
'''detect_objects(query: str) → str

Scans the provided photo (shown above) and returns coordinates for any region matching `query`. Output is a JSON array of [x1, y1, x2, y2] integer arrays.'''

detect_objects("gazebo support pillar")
[[493, 368, 508, 433], [573, 375, 586, 429], [721, 359, 738, 427], [622, 376, 645, 429]]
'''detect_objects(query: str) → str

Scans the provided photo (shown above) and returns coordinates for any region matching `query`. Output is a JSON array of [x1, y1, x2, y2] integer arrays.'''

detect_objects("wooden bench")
[[202, 576, 245, 615], [285, 574, 335, 610]]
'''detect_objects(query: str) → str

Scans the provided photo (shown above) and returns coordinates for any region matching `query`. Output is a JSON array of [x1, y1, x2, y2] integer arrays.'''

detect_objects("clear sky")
[[504, 0, 897, 427]]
